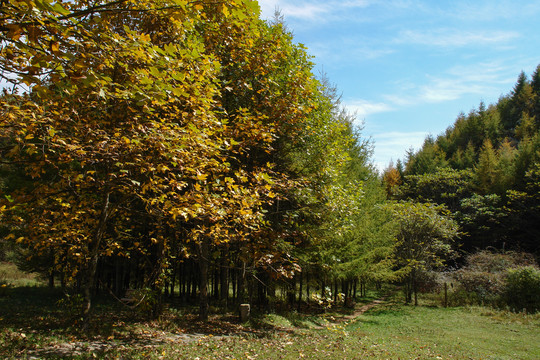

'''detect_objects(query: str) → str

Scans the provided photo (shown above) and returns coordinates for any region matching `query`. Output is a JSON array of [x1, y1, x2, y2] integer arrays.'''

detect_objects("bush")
[[503, 266, 540, 313], [416, 270, 444, 293], [453, 269, 506, 303], [452, 250, 538, 308]]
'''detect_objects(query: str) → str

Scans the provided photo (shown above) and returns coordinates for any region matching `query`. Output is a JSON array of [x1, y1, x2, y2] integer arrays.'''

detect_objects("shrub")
[[452, 250, 537, 307], [503, 266, 540, 313], [416, 270, 444, 293]]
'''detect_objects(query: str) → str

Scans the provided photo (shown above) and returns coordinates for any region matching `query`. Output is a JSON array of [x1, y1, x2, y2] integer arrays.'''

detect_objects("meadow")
[[1, 262, 539, 359]]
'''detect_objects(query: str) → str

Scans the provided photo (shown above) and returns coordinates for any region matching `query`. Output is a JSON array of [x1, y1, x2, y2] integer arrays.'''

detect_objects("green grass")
[[0, 262, 45, 287], [347, 302, 540, 359], [1, 282, 539, 359]]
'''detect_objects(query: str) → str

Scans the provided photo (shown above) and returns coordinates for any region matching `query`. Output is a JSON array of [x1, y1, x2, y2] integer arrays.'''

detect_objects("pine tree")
[[475, 139, 499, 193], [531, 65, 540, 122]]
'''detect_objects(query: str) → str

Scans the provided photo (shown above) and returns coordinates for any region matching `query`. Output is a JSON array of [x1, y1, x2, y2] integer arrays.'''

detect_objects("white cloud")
[[384, 61, 518, 106], [344, 99, 393, 120], [374, 131, 428, 149], [341, 0, 372, 8], [371, 131, 428, 170], [258, 0, 376, 23], [451, 1, 540, 22], [418, 77, 486, 103], [280, 4, 330, 21], [258, 1, 330, 21], [395, 29, 520, 48]]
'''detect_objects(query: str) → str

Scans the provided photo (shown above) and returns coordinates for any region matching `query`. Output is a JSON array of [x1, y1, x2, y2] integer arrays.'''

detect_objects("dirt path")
[[346, 298, 386, 320], [310, 297, 386, 330]]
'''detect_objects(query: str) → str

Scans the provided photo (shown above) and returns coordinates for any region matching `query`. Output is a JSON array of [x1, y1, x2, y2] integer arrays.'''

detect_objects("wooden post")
[[240, 303, 250, 322], [444, 282, 448, 308]]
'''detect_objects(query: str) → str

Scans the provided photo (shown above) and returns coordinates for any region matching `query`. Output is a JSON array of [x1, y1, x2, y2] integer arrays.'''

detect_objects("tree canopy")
[[1, 0, 390, 321], [395, 66, 540, 256]]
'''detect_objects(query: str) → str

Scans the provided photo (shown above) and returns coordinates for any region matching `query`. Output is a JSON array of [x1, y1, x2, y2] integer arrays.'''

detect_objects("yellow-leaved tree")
[[1, 0, 324, 322]]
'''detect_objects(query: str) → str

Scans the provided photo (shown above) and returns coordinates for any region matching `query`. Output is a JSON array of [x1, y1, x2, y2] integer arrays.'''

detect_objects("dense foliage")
[[0, 0, 402, 321], [391, 65, 540, 256], [3, 0, 537, 322]]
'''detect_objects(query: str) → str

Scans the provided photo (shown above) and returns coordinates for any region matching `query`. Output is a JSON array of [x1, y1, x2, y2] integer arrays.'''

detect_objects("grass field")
[[1, 263, 539, 359]]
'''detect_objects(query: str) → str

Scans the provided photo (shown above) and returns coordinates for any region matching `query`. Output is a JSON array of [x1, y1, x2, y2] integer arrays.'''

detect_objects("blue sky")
[[258, 0, 540, 171]]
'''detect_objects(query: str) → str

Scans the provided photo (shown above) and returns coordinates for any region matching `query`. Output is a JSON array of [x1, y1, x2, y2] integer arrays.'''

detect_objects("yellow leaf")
[[50, 41, 60, 54], [25, 134, 34, 140]]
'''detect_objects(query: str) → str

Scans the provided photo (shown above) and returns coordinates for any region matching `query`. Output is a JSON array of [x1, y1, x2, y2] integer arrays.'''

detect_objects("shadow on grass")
[[1, 286, 276, 359], [0, 286, 160, 337]]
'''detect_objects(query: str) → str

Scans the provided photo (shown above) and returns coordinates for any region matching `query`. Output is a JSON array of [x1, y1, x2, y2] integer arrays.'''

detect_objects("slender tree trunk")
[[197, 238, 210, 321], [237, 261, 246, 304], [48, 271, 54, 288], [231, 265, 236, 301], [220, 248, 228, 307], [169, 262, 176, 298], [306, 272, 310, 302], [191, 260, 198, 300], [114, 258, 122, 295], [413, 269, 418, 306], [82, 192, 110, 328], [298, 272, 303, 306]]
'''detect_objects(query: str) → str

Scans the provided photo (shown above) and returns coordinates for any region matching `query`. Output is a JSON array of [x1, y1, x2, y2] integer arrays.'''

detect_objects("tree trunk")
[[197, 238, 210, 321], [237, 261, 246, 304], [82, 192, 110, 328], [169, 262, 176, 298], [114, 258, 122, 295], [412, 269, 418, 306], [298, 272, 303, 305], [48, 271, 54, 288], [306, 272, 310, 302], [220, 249, 228, 307]]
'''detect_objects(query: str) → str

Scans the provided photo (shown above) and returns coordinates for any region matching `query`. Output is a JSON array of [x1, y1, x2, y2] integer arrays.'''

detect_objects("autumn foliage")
[[1, 0, 379, 321]]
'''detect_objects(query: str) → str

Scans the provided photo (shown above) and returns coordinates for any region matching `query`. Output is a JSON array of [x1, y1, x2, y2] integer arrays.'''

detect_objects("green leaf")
[[51, 2, 71, 16]]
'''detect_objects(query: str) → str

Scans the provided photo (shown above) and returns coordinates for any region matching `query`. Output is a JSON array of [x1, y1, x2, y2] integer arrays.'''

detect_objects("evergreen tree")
[[531, 64, 540, 121], [475, 139, 499, 193]]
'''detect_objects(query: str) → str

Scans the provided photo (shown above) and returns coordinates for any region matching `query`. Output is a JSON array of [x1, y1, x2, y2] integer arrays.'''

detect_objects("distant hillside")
[[390, 64, 540, 255]]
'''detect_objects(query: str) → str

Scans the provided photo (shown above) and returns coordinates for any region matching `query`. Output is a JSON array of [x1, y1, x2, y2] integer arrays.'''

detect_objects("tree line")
[[10, 0, 531, 323], [385, 65, 540, 257], [1, 0, 420, 324]]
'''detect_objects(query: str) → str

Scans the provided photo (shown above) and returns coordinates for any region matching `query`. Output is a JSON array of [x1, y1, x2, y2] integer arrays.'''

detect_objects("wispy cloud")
[[279, 4, 330, 21], [395, 29, 520, 48], [341, 0, 372, 9], [344, 99, 393, 120], [451, 1, 540, 22], [375, 131, 428, 149], [418, 77, 487, 103], [384, 61, 518, 105], [258, 0, 377, 23], [370, 131, 429, 170], [259, 0, 330, 21]]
